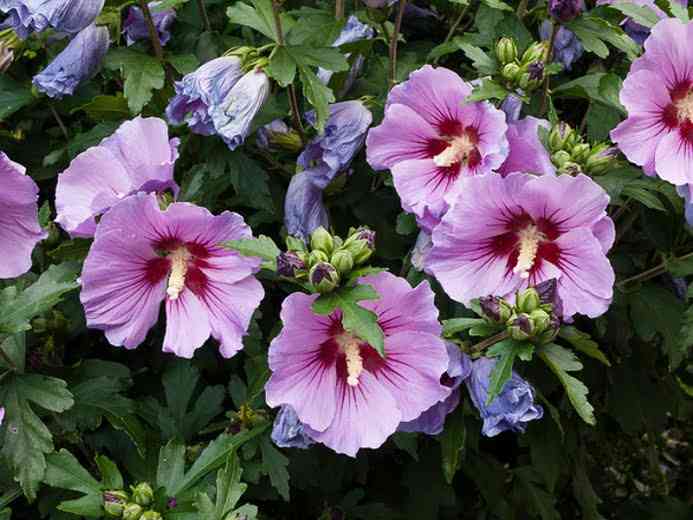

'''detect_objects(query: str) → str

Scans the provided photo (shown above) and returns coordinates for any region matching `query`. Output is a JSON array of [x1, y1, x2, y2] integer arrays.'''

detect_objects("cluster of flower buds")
[[479, 280, 562, 345], [496, 38, 549, 92], [277, 226, 376, 294], [225, 43, 274, 71], [103, 483, 161, 520], [0, 28, 19, 73], [547, 122, 619, 175]]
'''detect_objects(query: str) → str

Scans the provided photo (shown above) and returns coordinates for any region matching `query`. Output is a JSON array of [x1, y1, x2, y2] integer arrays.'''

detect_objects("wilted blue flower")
[[123, 1, 176, 47], [548, 0, 584, 23], [539, 21, 583, 71], [0, 0, 104, 38], [317, 15, 374, 95], [466, 357, 543, 437], [285, 101, 372, 240], [209, 68, 270, 151], [271, 406, 315, 449], [166, 56, 243, 136], [501, 92, 523, 123], [256, 119, 292, 149], [33, 24, 109, 98], [399, 343, 472, 435]]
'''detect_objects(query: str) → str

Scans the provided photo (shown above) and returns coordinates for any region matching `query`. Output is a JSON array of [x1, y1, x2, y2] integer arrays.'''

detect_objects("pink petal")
[[592, 216, 616, 253], [654, 130, 693, 186], [611, 115, 669, 176], [497, 117, 555, 177], [163, 290, 212, 358], [160, 204, 253, 250], [633, 18, 693, 91], [390, 158, 455, 220]]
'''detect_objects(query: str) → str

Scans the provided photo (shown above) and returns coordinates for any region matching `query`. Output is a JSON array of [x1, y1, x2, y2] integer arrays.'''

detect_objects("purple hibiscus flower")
[[32, 23, 110, 98], [399, 342, 472, 435], [611, 18, 693, 187], [0, 0, 104, 39], [497, 116, 555, 177], [426, 173, 616, 318], [366, 65, 508, 232], [0, 153, 47, 279], [539, 21, 583, 71], [80, 192, 264, 358], [55, 117, 179, 238], [265, 271, 450, 456], [466, 357, 543, 437], [123, 1, 176, 47]]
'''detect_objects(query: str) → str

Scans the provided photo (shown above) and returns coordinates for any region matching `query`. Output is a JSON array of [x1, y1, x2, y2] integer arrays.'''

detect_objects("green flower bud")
[[584, 144, 618, 174], [559, 161, 583, 175], [270, 129, 303, 152], [529, 309, 552, 333], [518, 72, 531, 89], [536, 315, 561, 344], [501, 62, 521, 81], [571, 143, 591, 162], [548, 122, 573, 151], [131, 483, 154, 507], [309, 262, 340, 293], [103, 490, 129, 517], [495, 37, 518, 64], [140, 512, 163, 520], [551, 150, 572, 168], [479, 296, 513, 323], [342, 228, 375, 265], [508, 313, 535, 341], [521, 41, 548, 64], [122, 503, 143, 520], [310, 226, 334, 255], [285, 235, 307, 252], [331, 250, 354, 275], [308, 250, 330, 266], [516, 288, 541, 314]]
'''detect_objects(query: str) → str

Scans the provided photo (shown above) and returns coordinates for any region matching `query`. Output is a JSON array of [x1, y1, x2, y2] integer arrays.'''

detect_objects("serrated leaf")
[[558, 326, 611, 366], [480, 0, 513, 11], [467, 79, 509, 102], [260, 437, 290, 501], [485, 339, 534, 405], [266, 46, 296, 87], [44, 450, 108, 517], [226, 0, 294, 42], [167, 53, 199, 75], [0, 76, 33, 121], [670, 0, 690, 22], [442, 318, 487, 337], [298, 65, 334, 132], [458, 42, 498, 75], [439, 406, 466, 484], [62, 376, 135, 431], [566, 15, 639, 60], [622, 184, 666, 211], [311, 284, 379, 315], [74, 94, 129, 121], [610, 2, 659, 28], [223, 235, 280, 271], [104, 48, 165, 114], [286, 45, 349, 72], [95, 455, 123, 490]]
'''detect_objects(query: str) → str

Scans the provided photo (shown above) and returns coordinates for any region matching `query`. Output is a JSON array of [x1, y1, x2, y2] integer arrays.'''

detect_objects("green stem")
[[616, 251, 693, 289], [336, 0, 345, 19], [389, 0, 407, 88], [471, 330, 509, 353], [138, 0, 174, 83], [49, 104, 68, 140], [196, 0, 212, 32], [540, 22, 560, 115]]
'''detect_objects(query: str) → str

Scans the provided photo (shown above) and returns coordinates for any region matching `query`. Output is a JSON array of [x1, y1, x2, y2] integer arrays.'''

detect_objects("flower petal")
[[163, 290, 211, 358]]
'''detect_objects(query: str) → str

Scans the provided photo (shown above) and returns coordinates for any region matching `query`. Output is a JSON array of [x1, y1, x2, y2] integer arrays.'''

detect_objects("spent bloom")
[[0, 0, 104, 38], [56, 117, 179, 238], [426, 173, 616, 318], [271, 406, 315, 449], [366, 65, 508, 232], [611, 18, 693, 187], [539, 21, 583, 71], [0, 152, 47, 279], [265, 272, 450, 456], [548, 0, 584, 23], [209, 68, 270, 151], [123, 1, 176, 47], [80, 192, 264, 358], [596, 0, 671, 45], [166, 56, 244, 136], [466, 357, 543, 437], [497, 116, 555, 177], [285, 101, 372, 240], [32, 23, 109, 98], [399, 343, 472, 435]]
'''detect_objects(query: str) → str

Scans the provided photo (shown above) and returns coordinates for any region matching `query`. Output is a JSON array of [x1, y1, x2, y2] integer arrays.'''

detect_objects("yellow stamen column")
[[166, 247, 191, 300], [513, 225, 545, 279]]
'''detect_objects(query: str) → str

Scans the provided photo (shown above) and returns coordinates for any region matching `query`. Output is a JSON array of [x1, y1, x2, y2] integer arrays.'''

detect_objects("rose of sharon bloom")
[[123, 1, 176, 47], [0, 153, 47, 279], [366, 65, 508, 232], [80, 192, 264, 358], [55, 117, 179, 238], [32, 23, 109, 99], [497, 117, 555, 177], [426, 173, 615, 318], [399, 343, 472, 435], [0, 0, 104, 39], [611, 18, 693, 186], [265, 272, 450, 456], [466, 357, 543, 437]]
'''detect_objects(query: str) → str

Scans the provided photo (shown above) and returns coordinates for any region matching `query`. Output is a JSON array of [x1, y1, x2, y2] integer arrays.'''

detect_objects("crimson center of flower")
[[166, 246, 192, 300], [433, 133, 476, 168], [512, 224, 547, 279], [335, 332, 363, 386]]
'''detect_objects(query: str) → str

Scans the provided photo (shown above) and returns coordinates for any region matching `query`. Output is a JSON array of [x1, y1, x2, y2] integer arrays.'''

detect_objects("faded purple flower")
[[0, 0, 104, 38], [166, 57, 244, 136], [209, 68, 270, 151], [501, 92, 523, 123], [277, 251, 305, 277], [285, 101, 372, 240], [80, 192, 264, 358], [366, 65, 509, 232], [426, 173, 616, 318], [55, 117, 179, 238], [611, 18, 693, 187], [271, 406, 315, 449], [256, 119, 290, 149], [0, 152, 47, 279], [123, 1, 176, 47], [597, 0, 671, 45], [399, 343, 471, 435], [32, 23, 109, 98], [265, 271, 449, 456], [497, 117, 555, 177], [548, 0, 584, 23], [466, 357, 543, 437], [540, 21, 583, 71]]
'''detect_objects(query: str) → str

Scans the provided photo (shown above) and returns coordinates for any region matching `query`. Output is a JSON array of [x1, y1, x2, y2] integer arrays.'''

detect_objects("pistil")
[[336, 333, 364, 386], [433, 133, 475, 168], [513, 225, 546, 279], [167, 247, 191, 300]]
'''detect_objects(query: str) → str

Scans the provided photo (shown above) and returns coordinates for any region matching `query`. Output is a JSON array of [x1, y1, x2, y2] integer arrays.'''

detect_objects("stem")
[[616, 251, 693, 289], [540, 22, 560, 115], [389, 0, 407, 88], [335, 0, 345, 20], [516, 0, 529, 19], [49, 104, 68, 140], [196, 0, 212, 32], [443, 4, 467, 46], [138, 0, 174, 83], [0, 345, 16, 370], [271, 1, 306, 144], [471, 330, 510, 353]]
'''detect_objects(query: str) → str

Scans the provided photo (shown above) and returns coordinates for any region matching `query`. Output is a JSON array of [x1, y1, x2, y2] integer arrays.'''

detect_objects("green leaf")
[[74, 94, 130, 121], [610, 2, 660, 28], [485, 339, 534, 405], [538, 344, 595, 425], [167, 53, 199, 75], [44, 449, 108, 517], [480, 0, 513, 11], [157, 440, 186, 498], [458, 42, 499, 75], [553, 73, 625, 113], [260, 437, 290, 501], [226, 0, 294, 42], [558, 326, 611, 366], [467, 79, 509, 102], [0, 76, 33, 121], [665, 254, 693, 277], [95, 455, 123, 490], [287, 46, 349, 72], [443, 318, 488, 337], [439, 406, 466, 484], [670, 0, 690, 22], [266, 46, 297, 87], [566, 15, 639, 60], [312, 284, 379, 314], [395, 212, 417, 235], [66, 122, 121, 159], [222, 235, 280, 271], [622, 184, 666, 211], [0, 262, 80, 335], [62, 376, 135, 431], [513, 467, 561, 520], [298, 65, 335, 132], [104, 48, 165, 114], [48, 238, 92, 262]]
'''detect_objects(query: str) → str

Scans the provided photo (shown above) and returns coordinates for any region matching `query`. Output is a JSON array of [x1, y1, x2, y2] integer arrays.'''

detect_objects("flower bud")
[[508, 313, 534, 341], [343, 228, 376, 264], [310, 226, 334, 255], [549, 0, 584, 23], [309, 262, 340, 293], [285, 235, 307, 252], [104, 491, 129, 517], [518, 72, 532, 90], [308, 250, 330, 266], [131, 483, 153, 507], [536, 315, 561, 344], [529, 309, 552, 334], [479, 296, 513, 323], [140, 512, 162, 520], [495, 37, 518, 64], [526, 61, 544, 82], [521, 42, 548, 64], [122, 503, 144, 520], [551, 150, 572, 168], [516, 288, 541, 314], [571, 143, 591, 162], [331, 250, 354, 275], [585, 144, 618, 174], [277, 251, 306, 277], [502, 62, 521, 81], [548, 122, 573, 151]]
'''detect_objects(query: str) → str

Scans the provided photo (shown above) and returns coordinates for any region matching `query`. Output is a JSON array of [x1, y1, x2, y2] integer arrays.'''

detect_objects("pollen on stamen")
[[513, 225, 545, 279], [337, 334, 364, 386], [433, 134, 475, 168], [676, 91, 693, 123], [166, 247, 191, 300]]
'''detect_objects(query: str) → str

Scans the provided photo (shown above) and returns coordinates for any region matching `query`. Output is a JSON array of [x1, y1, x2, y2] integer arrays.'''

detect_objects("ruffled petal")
[[163, 290, 211, 358], [654, 129, 693, 186]]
